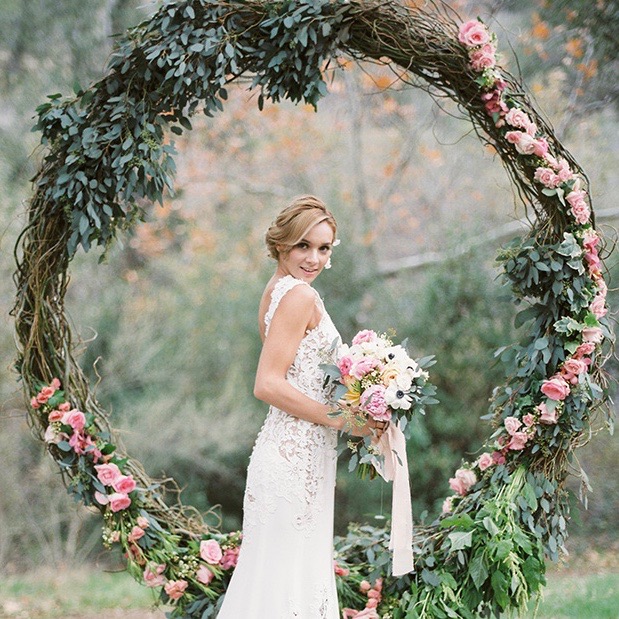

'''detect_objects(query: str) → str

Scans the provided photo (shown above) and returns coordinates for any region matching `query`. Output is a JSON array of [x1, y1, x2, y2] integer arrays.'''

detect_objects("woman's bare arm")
[[254, 285, 344, 430]]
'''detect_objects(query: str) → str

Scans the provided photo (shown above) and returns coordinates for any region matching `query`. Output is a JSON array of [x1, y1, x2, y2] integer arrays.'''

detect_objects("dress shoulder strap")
[[264, 276, 317, 336]]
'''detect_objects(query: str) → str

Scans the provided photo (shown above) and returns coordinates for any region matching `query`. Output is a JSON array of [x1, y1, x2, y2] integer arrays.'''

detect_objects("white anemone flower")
[[384, 345, 409, 365], [384, 382, 412, 410]]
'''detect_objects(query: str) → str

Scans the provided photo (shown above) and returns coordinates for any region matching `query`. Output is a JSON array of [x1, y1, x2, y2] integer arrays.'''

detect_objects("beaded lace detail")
[[244, 276, 339, 536]]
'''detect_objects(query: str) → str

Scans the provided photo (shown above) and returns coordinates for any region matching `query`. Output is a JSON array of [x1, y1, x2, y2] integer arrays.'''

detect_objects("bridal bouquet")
[[322, 329, 437, 478]]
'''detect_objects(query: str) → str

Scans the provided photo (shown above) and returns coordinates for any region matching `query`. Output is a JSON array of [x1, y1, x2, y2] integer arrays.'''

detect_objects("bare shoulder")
[[258, 279, 317, 340], [276, 281, 316, 313]]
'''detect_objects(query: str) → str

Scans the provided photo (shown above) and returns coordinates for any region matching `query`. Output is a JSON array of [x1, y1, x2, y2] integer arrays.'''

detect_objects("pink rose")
[[504, 416, 522, 436], [532, 137, 548, 157], [544, 153, 558, 168], [200, 539, 223, 564], [556, 159, 574, 182], [95, 462, 122, 486], [470, 45, 496, 71], [352, 329, 378, 345], [505, 108, 534, 133], [442, 496, 454, 514], [482, 90, 508, 116], [68, 431, 84, 453], [50, 378, 61, 390], [590, 294, 607, 319], [448, 468, 477, 496], [31, 396, 41, 409], [477, 452, 494, 471], [48, 409, 64, 422], [108, 492, 131, 512], [562, 358, 588, 377], [144, 564, 166, 587], [365, 598, 379, 610], [164, 580, 188, 601], [575, 342, 595, 357], [507, 431, 529, 450], [582, 230, 599, 253], [534, 167, 559, 188], [334, 561, 350, 577], [522, 413, 536, 428], [350, 358, 380, 380], [492, 451, 506, 465], [582, 327, 603, 344], [566, 188, 587, 207], [69, 431, 96, 457], [585, 250, 602, 275], [569, 199, 590, 224], [137, 516, 150, 529], [505, 131, 537, 155], [337, 355, 353, 377], [540, 376, 570, 401], [128, 526, 145, 543], [58, 401, 71, 412], [62, 409, 86, 432], [458, 20, 490, 47], [359, 580, 372, 593], [360, 384, 390, 421], [537, 402, 558, 424], [37, 386, 55, 404], [44, 425, 60, 444], [196, 565, 214, 585], [566, 188, 590, 223], [220, 546, 240, 570], [112, 474, 136, 494]]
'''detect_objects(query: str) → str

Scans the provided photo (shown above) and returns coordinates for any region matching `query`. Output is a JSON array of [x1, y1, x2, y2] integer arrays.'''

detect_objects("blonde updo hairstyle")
[[265, 195, 337, 261]]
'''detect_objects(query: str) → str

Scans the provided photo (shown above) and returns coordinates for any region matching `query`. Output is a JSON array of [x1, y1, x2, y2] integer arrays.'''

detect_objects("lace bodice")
[[244, 276, 340, 534], [263, 275, 339, 403]]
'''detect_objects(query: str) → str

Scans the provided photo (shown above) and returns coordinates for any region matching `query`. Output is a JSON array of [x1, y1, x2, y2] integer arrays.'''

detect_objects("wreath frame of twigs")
[[12, 1, 612, 617]]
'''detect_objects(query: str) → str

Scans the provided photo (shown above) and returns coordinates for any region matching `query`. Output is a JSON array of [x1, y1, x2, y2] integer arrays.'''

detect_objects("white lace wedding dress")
[[217, 275, 340, 618]]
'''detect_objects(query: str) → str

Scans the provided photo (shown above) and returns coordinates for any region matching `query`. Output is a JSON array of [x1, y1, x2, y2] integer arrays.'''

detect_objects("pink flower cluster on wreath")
[[439, 19, 610, 512], [142, 537, 240, 601], [342, 578, 383, 618], [30, 379, 140, 514], [458, 19, 599, 232], [94, 462, 137, 512], [33, 379, 103, 462]]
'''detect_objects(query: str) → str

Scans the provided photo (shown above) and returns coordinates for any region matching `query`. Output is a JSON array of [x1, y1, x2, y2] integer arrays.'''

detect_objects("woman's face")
[[277, 220, 334, 283]]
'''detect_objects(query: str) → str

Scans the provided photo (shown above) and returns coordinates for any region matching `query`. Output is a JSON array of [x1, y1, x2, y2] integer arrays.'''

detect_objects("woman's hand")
[[368, 418, 390, 441], [341, 410, 389, 439]]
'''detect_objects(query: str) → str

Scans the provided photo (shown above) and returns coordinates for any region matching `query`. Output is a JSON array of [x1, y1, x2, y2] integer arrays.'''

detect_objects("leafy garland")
[[12, 1, 612, 618]]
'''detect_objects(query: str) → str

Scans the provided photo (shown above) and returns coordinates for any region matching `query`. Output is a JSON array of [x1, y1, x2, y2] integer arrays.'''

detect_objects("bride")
[[217, 196, 384, 618]]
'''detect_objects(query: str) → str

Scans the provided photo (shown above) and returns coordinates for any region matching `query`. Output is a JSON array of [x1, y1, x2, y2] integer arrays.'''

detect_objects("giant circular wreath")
[[12, 1, 613, 617]]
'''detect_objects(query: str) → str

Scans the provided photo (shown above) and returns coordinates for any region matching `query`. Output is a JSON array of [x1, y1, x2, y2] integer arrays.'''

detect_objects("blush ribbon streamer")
[[374, 422, 414, 577]]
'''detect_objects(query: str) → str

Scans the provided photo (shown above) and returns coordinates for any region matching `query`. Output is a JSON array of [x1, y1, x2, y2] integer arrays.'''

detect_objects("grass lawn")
[[0, 568, 164, 618], [535, 570, 619, 618], [1, 560, 617, 618]]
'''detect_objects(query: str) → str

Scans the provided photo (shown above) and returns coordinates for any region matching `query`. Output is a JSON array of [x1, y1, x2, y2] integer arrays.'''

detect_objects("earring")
[[325, 257, 332, 269]]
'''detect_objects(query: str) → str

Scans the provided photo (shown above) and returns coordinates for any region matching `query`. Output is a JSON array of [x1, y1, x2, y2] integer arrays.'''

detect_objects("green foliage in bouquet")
[[12, 0, 612, 617]]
